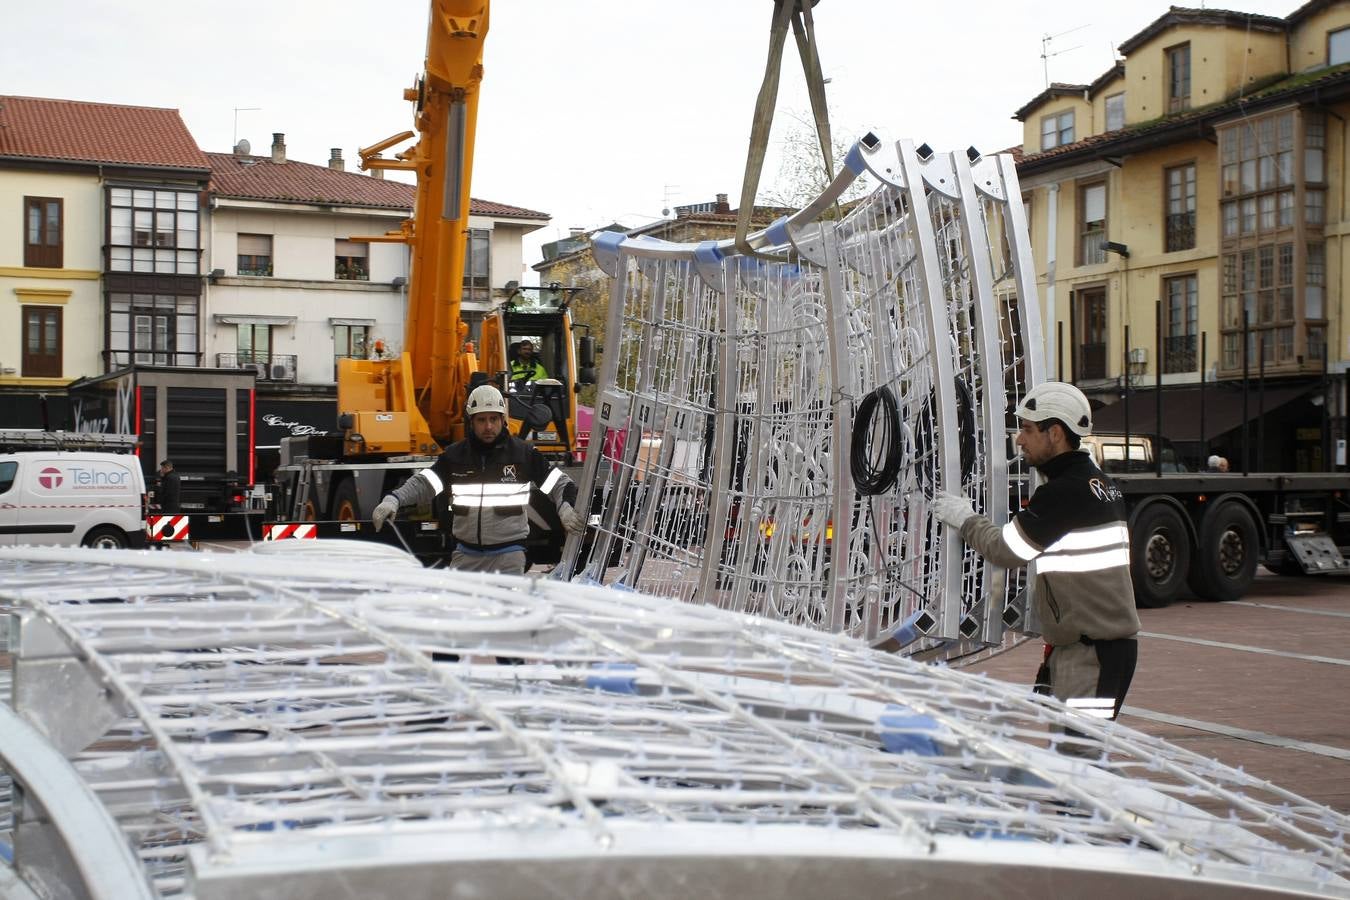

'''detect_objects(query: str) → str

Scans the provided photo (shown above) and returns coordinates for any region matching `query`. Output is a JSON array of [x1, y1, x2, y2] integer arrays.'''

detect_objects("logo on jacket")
[[501, 465, 518, 482], [37, 467, 63, 489], [1088, 477, 1121, 502]]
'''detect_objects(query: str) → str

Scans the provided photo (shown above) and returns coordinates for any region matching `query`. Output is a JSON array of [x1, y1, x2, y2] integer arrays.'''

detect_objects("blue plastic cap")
[[593, 231, 626, 254], [765, 215, 791, 249], [587, 662, 638, 695], [877, 704, 943, 756], [694, 241, 724, 266], [844, 143, 866, 175]]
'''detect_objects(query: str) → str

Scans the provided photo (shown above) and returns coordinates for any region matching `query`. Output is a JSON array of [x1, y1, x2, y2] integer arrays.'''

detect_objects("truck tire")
[[332, 479, 359, 522], [83, 526, 129, 550], [1130, 504, 1191, 608], [1191, 502, 1259, 602]]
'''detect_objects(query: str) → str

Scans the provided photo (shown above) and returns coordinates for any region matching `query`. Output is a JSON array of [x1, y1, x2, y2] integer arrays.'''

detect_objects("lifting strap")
[[735, 0, 833, 261]]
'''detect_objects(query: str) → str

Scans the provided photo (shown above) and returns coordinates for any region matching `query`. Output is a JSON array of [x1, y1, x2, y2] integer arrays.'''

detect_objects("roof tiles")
[[0, 95, 209, 171], [207, 151, 547, 219]]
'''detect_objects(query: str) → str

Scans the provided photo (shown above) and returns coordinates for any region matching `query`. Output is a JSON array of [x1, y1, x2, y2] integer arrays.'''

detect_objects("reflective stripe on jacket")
[[413, 431, 576, 550], [959, 449, 1139, 646]]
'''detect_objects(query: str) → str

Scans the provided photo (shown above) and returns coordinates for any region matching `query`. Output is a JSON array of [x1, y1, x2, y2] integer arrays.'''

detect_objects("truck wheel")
[[1191, 502, 1259, 602], [83, 526, 129, 550], [1130, 504, 1191, 608], [333, 479, 359, 521]]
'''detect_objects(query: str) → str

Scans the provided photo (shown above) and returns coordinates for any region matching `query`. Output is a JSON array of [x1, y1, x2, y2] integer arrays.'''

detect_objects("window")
[[237, 324, 272, 367], [237, 234, 272, 276], [24, 197, 63, 268], [106, 293, 198, 368], [21, 306, 62, 377], [1166, 43, 1191, 113], [333, 324, 370, 378], [1330, 27, 1350, 66], [1105, 93, 1125, 131], [1306, 242, 1325, 321], [335, 239, 369, 280], [1040, 110, 1074, 151], [1163, 275, 1198, 373], [1075, 287, 1108, 380], [1078, 182, 1106, 266], [464, 228, 491, 302], [107, 188, 199, 274], [1164, 163, 1196, 251]]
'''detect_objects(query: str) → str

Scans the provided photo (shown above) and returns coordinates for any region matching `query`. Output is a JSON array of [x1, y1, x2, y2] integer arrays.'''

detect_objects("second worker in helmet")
[[372, 384, 588, 575]]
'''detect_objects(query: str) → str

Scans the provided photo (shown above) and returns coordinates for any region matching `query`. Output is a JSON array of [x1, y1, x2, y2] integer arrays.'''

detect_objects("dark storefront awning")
[[255, 398, 337, 449], [1091, 383, 1318, 442]]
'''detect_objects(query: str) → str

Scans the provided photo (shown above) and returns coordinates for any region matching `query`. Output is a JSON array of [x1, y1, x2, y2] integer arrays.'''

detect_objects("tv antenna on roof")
[[1041, 25, 1088, 88]]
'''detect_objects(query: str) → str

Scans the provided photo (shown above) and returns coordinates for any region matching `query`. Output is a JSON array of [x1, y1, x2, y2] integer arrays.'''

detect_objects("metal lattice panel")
[[0, 545, 1346, 898], [567, 136, 1045, 647]]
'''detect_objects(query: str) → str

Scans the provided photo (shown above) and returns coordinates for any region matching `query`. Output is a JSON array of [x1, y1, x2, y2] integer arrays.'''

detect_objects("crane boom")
[[410, 0, 489, 442]]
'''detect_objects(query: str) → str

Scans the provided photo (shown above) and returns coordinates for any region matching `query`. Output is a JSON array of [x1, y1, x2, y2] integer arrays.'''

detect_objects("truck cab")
[[1080, 432, 1190, 473]]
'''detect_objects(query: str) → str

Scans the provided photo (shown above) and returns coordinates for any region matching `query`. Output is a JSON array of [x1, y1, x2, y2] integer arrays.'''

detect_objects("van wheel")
[[333, 479, 359, 521], [1130, 504, 1190, 608], [1191, 502, 1259, 602], [83, 526, 129, 550]]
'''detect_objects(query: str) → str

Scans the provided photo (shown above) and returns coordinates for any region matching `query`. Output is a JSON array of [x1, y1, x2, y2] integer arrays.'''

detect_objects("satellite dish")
[[235, 139, 251, 155]]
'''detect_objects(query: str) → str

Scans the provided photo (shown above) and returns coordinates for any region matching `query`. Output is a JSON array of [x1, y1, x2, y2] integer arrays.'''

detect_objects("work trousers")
[[1046, 637, 1138, 756], [449, 547, 527, 576]]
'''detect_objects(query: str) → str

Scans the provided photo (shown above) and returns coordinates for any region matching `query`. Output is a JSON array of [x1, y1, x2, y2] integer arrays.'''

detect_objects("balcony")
[[216, 352, 297, 383], [104, 350, 201, 370], [1163, 335, 1197, 374], [1078, 342, 1107, 380]]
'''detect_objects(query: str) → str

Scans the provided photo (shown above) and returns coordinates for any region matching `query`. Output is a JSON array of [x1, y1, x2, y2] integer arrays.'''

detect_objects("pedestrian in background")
[[156, 459, 181, 514]]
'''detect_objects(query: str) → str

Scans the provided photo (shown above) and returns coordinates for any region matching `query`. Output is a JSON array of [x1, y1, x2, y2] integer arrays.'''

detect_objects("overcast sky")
[[2, 0, 1299, 281]]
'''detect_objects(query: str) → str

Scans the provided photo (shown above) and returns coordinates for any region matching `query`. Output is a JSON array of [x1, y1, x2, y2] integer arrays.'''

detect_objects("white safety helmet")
[[1013, 381, 1093, 436], [465, 384, 507, 417]]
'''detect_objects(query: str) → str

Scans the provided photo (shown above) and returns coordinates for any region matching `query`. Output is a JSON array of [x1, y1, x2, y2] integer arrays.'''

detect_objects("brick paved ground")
[[964, 569, 1350, 812]]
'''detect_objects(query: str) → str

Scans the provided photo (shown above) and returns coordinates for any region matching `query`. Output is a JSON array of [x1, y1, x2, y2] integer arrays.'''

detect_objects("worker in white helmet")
[[372, 384, 587, 575], [932, 382, 1140, 751]]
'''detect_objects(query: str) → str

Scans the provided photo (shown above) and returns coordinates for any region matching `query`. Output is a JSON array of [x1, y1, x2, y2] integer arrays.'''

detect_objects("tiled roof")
[[0, 95, 209, 171], [1016, 61, 1350, 172], [207, 152, 548, 219], [1117, 6, 1286, 55], [1012, 83, 1090, 122], [1088, 64, 1126, 98]]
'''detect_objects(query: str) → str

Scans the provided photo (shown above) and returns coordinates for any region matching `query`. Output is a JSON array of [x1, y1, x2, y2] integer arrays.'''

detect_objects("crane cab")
[[480, 298, 595, 465]]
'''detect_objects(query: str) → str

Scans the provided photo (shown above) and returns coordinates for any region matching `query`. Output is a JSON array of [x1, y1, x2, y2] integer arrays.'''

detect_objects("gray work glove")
[[372, 494, 399, 531], [932, 491, 975, 529], [557, 501, 587, 535]]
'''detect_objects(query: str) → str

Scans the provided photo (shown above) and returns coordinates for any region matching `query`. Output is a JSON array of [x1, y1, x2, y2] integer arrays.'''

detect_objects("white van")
[[0, 451, 146, 549]]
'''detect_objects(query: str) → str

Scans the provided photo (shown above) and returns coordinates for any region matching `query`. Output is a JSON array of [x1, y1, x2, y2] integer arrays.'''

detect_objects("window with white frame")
[[108, 188, 200, 274], [1040, 110, 1074, 151]]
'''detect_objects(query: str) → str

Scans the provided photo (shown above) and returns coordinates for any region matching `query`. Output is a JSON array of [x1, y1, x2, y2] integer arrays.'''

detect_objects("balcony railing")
[[1078, 342, 1107, 380], [104, 350, 201, 370], [1164, 212, 1196, 252], [216, 352, 298, 383], [1163, 334, 1197, 374]]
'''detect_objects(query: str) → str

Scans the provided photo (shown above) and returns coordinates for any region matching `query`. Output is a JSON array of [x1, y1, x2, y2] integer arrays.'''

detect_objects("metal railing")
[[1163, 334, 1197, 374], [1164, 212, 1195, 252], [216, 352, 297, 382], [103, 350, 201, 370], [1078, 342, 1107, 379]]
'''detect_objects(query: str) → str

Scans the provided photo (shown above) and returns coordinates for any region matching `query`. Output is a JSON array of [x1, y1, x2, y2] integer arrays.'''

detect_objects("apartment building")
[[1013, 1, 1350, 470], [0, 96, 211, 426]]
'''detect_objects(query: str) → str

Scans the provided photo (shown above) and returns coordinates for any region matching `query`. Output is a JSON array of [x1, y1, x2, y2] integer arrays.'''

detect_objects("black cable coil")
[[850, 384, 904, 495]]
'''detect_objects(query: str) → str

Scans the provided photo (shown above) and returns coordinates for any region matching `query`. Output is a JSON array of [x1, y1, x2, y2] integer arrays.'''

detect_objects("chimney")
[[369, 152, 385, 179], [271, 132, 286, 164], [328, 148, 344, 171], [715, 193, 730, 214]]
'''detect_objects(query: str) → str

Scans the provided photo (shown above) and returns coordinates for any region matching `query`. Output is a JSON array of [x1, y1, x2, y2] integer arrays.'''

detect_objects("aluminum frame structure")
[[564, 135, 1044, 647], [0, 544, 1346, 898]]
